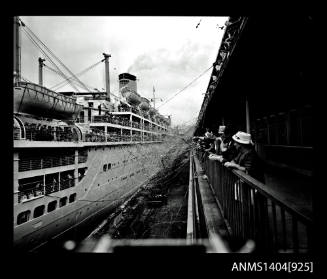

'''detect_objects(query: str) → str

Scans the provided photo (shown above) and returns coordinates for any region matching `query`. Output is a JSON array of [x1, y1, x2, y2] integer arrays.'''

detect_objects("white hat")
[[232, 131, 253, 145], [218, 125, 226, 134]]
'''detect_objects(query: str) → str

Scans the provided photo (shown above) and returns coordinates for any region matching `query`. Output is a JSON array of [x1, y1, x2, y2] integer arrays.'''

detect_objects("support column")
[[105, 125, 108, 142], [142, 119, 144, 142], [130, 115, 133, 141], [74, 150, 78, 186], [286, 111, 291, 145], [264, 117, 270, 144], [43, 175, 46, 194], [58, 171, 61, 191], [13, 153, 19, 204], [245, 96, 251, 133]]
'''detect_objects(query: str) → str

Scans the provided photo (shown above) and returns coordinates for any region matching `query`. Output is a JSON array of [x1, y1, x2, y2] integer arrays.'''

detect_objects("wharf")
[[75, 147, 313, 253]]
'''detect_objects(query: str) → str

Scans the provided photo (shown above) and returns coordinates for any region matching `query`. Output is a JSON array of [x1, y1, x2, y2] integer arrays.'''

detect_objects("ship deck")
[[14, 140, 164, 148]]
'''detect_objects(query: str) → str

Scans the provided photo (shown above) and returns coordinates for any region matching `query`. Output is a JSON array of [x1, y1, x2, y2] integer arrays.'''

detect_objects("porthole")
[[33, 205, 45, 218], [17, 210, 31, 225], [69, 193, 76, 203], [59, 197, 67, 207], [47, 200, 57, 213]]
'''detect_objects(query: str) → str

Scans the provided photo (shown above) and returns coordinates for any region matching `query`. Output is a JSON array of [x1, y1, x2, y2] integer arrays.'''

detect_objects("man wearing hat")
[[224, 131, 265, 183], [209, 125, 236, 163]]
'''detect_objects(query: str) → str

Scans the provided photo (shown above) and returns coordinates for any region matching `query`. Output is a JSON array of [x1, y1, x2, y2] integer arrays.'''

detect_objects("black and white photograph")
[[12, 15, 317, 272]]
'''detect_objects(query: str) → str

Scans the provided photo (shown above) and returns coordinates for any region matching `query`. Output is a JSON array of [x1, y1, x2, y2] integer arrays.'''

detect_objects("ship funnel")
[[103, 53, 111, 102]]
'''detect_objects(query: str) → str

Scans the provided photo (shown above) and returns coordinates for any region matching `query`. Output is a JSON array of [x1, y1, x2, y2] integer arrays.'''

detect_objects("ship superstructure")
[[13, 17, 173, 251]]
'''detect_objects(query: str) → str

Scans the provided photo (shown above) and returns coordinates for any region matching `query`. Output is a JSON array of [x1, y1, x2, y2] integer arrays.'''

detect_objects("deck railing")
[[24, 126, 79, 142], [18, 185, 44, 203], [19, 155, 75, 172], [78, 155, 88, 164], [197, 150, 313, 253], [16, 123, 165, 144], [17, 177, 76, 203], [14, 127, 21, 140]]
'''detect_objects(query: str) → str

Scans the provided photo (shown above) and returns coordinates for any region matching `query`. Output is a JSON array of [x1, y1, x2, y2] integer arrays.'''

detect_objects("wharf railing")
[[197, 150, 313, 253], [77, 235, 230, 253]]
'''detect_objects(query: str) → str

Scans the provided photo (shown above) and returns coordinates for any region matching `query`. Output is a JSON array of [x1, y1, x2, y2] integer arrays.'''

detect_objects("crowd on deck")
[[23, 122, 79, 142], [93, 111, 165, 130], [17, 173, 76, 203], [193, 126, 265, 183], [15, 119, 162, 143], [84, 129, 159, 143]]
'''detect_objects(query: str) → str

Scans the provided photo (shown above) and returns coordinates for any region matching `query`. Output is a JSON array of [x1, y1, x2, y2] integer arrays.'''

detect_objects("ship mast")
[[103, 53, 111, 102], [13, 16, 21, 83], [38, 57, 45, 86]]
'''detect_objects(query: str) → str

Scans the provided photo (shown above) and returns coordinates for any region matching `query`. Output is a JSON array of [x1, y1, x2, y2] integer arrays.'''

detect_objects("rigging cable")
[[44, 64, 99, 92], [23, 21, 91, 92], [156, 65, 213, 109], [20, 19, 91, 92], [50, 60, 103, 91], [20, 27, 80, 92]]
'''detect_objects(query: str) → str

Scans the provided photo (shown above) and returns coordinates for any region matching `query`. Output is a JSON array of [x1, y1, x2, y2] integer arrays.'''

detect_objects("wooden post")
[[245, 96, 250, 133], [13, 153, 19, 204], [286, 111, 291, 145]]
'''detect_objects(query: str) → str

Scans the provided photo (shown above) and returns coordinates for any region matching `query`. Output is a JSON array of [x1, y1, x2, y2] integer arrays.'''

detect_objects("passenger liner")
[[13, 17, 173, 251]]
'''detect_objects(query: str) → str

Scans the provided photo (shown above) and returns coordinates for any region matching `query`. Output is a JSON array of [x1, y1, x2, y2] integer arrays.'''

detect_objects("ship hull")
[[14, 141, 168, 251]]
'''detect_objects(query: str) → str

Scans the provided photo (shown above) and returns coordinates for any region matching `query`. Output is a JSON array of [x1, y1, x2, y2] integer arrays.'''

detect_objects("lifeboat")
[[120, 86, 130, 98], [14, 82, 83, 120], [149, 107, 157, 117], [125, 91, 141, 106], [139, 97, 150, 112], [163, 116, 171, 126]]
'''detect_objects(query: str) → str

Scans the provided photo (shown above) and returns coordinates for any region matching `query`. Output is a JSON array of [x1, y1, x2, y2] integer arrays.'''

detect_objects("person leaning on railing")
[[209, 125, 237, 163], [202, 128, 216, 160], [222, 131, 265, 183]]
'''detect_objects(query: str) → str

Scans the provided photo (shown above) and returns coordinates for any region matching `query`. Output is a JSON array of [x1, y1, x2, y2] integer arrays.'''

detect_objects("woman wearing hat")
[[224, 131, 265, 183]]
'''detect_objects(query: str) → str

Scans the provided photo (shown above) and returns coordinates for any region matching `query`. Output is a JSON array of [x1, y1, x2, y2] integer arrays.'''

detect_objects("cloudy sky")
[[19, 16, 228, 126]]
